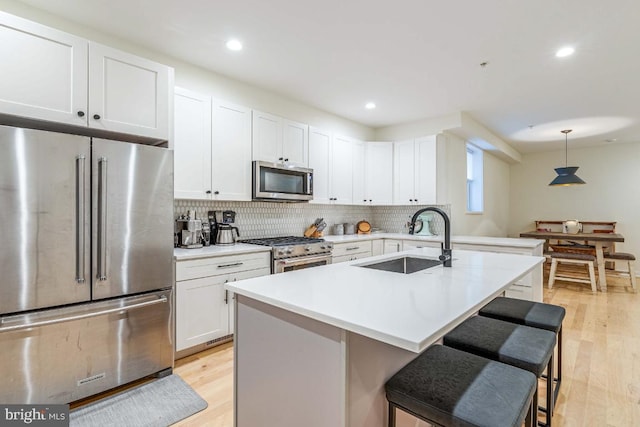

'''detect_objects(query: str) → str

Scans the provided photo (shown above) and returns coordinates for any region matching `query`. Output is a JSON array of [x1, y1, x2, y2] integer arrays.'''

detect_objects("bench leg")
[[588, 262, 597, 293], [629, 261, 637, 291], [548, 259, 558, 289]]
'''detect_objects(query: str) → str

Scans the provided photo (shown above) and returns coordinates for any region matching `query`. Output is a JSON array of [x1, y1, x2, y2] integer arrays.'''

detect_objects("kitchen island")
[[226, 247, 544, 427]]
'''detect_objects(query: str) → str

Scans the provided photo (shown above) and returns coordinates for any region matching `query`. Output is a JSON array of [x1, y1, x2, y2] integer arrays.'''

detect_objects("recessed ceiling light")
[[365, 102, 376, 110], [226, 39, 243, 51], [555, 46, 575, 58]]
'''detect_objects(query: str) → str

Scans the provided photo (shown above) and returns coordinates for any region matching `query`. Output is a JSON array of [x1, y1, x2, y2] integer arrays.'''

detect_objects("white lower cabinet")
[[332, 241, 373, 263], [175, 252, 270, 352], [383, 239, 402, 254], [452, 243, 543, 302]]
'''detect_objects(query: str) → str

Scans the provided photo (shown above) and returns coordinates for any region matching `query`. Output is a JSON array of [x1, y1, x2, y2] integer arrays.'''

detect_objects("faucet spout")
[[409, 207, 452, 267]]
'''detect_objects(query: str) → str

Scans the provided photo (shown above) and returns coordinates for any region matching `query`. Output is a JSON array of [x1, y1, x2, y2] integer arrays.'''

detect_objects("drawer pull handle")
[[217, 262, 244, 269], [345, 247, 360, 251]]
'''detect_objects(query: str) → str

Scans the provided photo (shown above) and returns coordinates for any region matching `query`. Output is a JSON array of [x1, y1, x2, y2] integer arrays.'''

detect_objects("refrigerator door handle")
[[75, 155, 86, 284], [97, 156, 108, 281], [0, 295, 168, 333]]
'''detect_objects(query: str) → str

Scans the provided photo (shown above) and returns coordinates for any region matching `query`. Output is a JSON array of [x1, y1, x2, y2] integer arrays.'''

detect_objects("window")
[[466, 144, 483, 212]]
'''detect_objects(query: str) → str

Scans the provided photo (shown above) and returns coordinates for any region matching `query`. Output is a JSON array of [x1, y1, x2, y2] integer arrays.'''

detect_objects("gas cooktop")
[[238, 236, 325, 246]]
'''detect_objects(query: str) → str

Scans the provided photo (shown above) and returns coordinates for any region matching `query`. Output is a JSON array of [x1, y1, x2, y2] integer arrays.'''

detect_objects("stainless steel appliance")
[[213, 210, 240, 245], [0, 125, 174, 404], [239, 236, 333, 273], [252, 161, 313, 202], [175, 214, 204, 248]]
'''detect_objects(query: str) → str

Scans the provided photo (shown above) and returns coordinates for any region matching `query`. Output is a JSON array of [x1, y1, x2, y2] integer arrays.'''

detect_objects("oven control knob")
[[305, 246, 311, 252], [286, 249, 293, 255], [277, 250, 284, 256], [320, 245, 326, 250]]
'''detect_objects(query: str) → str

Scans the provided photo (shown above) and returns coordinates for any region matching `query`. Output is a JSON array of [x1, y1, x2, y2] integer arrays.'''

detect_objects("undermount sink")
[[357, 256, 442, 274]]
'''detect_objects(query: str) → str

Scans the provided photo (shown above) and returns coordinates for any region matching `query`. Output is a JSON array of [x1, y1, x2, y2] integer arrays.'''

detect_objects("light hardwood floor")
[[174, 273, 640, 426]]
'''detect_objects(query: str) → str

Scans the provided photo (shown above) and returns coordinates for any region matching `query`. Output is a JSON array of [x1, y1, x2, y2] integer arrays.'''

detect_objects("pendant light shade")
[[549, 129, 585, 186]]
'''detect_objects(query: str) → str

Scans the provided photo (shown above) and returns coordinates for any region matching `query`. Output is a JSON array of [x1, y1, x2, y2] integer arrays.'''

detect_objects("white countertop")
[[324, 233, 544, 248], [226, 247, 544, 353], [174, 243, 271, 261]]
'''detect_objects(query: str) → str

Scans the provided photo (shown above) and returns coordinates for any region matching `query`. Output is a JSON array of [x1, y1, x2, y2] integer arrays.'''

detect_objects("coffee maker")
[[210, 210, 240, 245], [175, 211, 204, 248]]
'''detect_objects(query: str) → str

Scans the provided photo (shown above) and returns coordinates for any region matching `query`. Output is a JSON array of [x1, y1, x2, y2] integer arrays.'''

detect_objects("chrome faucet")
[[409, 207, 452, 267]]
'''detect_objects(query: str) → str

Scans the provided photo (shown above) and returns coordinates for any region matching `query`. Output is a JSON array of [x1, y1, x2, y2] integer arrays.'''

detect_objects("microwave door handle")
[[75, 155, 86, 283], [307, 173, 312, 195], [97, 157, 108, 281]]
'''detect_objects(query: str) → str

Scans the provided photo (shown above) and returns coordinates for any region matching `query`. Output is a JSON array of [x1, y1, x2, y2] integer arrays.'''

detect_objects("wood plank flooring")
[[174, 274, 640, 426]]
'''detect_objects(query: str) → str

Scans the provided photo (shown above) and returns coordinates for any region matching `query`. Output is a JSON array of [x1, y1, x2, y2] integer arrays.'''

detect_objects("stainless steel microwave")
[[252, 161, 313, 202]]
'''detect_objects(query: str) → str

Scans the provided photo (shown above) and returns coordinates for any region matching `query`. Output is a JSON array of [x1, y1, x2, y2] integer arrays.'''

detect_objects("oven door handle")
[[276, 254, 332, 265]]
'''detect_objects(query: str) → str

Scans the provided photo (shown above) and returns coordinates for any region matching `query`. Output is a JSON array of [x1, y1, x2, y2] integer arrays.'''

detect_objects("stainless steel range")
[[239, 236, 333, 273]]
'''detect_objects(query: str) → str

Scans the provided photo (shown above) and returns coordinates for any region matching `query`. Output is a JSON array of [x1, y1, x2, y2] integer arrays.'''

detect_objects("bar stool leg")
[[388, 402, 396, 427], [538, 355, 554, 427]]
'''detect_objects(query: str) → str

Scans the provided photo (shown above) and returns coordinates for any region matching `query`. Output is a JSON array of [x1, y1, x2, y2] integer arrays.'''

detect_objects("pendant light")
[[549, 129, 586, 186]]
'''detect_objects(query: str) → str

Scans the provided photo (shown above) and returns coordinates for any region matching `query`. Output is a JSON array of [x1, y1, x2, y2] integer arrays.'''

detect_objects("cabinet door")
[[282, 119, 309, 167], [176, 275, 230, 351], [393, 139, 416, 204], [0, 11, 88, 126], [365, 142, 393, 205], [383, 240, 402, 254], [212, 100, 252, 200], [331, 135, 354, 204], [173, 88, 212, 199], [227, 267, 271, 335], [88, 42, 170, 140], [252, 110, 282, 163], [308, 127, 332, 204], [352, 141, 366, 204], [414, 136, 437, 204]]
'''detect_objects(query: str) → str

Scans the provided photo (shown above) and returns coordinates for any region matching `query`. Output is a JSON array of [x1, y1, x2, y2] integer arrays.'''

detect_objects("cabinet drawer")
[[176, 251, 271, 281], [332, 252, 371, 264], [505, 284, 533, 301], [332, 241, 373, 257], [452, 243, 532, 256], [402, 240, 442, 250]]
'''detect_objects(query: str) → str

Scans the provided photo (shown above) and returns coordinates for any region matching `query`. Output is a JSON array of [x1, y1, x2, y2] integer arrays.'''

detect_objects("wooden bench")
[[535, 221, 617, 268]]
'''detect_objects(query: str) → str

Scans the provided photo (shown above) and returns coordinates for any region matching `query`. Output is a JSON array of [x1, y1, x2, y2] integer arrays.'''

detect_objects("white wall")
[[440, 132, 511, 236], [509, 142, 640, 261], [0, 0, 374, 140]]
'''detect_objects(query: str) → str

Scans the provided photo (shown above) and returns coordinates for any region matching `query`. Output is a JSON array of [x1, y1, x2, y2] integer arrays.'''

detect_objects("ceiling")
[[15, 0, 640, 153]]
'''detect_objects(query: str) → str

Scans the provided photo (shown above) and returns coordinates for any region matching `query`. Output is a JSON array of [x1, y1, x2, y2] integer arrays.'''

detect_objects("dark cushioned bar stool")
[[479, 297, 565, 409], [443, 316, 556, 427], [385, 345, 537, 427]]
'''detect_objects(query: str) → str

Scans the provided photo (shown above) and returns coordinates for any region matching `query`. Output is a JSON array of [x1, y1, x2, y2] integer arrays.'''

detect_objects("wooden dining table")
[[519, 230, 625, 291]]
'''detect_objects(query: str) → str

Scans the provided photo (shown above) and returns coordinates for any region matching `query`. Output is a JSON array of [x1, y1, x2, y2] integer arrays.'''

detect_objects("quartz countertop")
[[174, 243, 271, 261], [324, 233, 544, 248], [226, 247, 544, 352]]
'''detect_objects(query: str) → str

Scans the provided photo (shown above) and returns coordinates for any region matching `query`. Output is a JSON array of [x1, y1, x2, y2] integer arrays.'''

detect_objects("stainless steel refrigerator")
[[0, 125, 174, 404]]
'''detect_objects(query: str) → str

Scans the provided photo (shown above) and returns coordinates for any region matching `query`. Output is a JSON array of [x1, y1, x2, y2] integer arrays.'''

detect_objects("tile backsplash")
[[174, 199, 450, 238]]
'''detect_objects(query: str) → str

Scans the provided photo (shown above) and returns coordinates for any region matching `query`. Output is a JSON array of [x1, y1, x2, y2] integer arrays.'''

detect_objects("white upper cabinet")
[[330, 135, 355, 204], [414, 135, 437, 204], [0, 12, 171, 140], [252, 110, 282, 162], [308, 127, 332, 204], [352, 141, 366, 205], [393, 139, 417, 204], [0, 11, 87, 126], [173, 87, 252, 201], [211, 100, 252, 201], [364, 142, 393, 205], [173, 88, 212, 199], [88, 43, 170, 139], [393, 135, 437, 204], [252, 110, 308, 167], [282, 119, 309, 166]]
